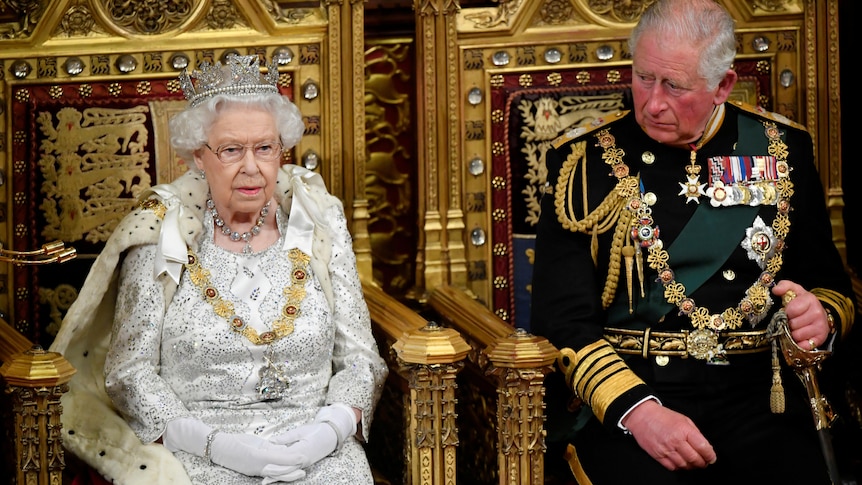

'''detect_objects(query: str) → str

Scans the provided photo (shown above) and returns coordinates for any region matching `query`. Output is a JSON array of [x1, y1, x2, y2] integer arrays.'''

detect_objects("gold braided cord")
[[554, 140, 636, 235], [551, 128, 645, 309], [601, 210, 634, 308]]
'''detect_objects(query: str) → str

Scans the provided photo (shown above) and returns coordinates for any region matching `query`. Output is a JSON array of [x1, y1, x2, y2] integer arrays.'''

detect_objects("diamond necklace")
[[207, 198, 270, 255]]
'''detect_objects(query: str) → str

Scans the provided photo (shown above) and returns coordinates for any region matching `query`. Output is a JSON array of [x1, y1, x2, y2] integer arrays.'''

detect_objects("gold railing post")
[[1, 345, 76, 485], [393, 322, 471, 485], [485, 329, 558, 485]]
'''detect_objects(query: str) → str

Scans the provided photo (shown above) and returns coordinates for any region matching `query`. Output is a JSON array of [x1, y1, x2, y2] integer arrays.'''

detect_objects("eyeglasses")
[[204, 140, 283, 165]]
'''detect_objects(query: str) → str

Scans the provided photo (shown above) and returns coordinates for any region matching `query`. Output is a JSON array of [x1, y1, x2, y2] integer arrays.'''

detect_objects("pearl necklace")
[[207, 198, 270, 255]]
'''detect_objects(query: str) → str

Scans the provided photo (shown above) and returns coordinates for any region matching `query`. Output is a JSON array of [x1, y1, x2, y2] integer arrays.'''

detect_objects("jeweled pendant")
[[256, 360, 288, 401], [686, 328, 723, 361]]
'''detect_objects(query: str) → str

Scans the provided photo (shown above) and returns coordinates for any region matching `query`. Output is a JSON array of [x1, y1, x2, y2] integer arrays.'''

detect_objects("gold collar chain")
[[185, 247, 311, 345], [597, 122, 793, 359]]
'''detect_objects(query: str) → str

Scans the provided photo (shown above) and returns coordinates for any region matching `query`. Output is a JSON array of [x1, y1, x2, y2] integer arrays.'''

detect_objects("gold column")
[[394, 322, 471, 485], [1, 345, 76, 485], [414, 0, 467, 292], [804, 0, 846, 263], [485, 329, 558, 485], [441, 0, 468, 290], [326, 0, 373, 279]]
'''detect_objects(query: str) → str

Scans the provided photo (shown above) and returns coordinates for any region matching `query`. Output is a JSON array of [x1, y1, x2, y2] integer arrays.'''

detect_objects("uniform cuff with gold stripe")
[[810, 288, 855, 337], [560, 339, 650, 424]]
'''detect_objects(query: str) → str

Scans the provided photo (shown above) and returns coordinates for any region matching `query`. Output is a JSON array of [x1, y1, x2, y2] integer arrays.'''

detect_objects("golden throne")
[[0, 1, 857, 484]]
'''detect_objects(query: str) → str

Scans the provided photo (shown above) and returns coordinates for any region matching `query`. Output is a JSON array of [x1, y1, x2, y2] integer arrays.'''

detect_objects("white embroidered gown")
[[104, 205, 387, 484]]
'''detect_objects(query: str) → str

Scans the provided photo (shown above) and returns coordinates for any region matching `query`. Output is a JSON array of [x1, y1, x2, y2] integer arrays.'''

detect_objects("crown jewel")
[[179, 54, 280, 108]]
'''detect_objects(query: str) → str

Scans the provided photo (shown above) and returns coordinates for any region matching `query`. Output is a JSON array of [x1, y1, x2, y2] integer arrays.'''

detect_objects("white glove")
[[268, 403, 357, 469], [260, 467, 306, 484], [162, 416, 211, 456], [162, 417, 303, 477], [211, 433, 305, 477]]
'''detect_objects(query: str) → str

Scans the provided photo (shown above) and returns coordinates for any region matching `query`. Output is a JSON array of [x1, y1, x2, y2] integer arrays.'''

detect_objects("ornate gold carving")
[[36, 106, 151, 243], [463, 0, 523, 29], [586, 0, 651, 23], [205, 0, 243, 30], [517, 46, 537, 66], [468, 260, 487, 281], [261, 1, 316, 23], [752, 0, 796, 12], [103, 0, 193, 34], [484, 329, 557, 484], [0, 0, 44, 39], [57, 4, 102, 37], [143, 53, 163, 72], [393, 322, 468, 483], [516, 93, 625, 226], [466, 192, 486, 212], [539, 0, 575, 24], [0, 346, 75, 485], [37, 57, 57, 78], [465, 49, 484, 70]]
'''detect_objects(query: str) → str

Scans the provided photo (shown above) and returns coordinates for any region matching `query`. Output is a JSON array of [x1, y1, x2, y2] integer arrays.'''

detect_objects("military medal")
[[741, 216, 777, 269], [706, 155, 780, 207], [678, 148, 706, 204]]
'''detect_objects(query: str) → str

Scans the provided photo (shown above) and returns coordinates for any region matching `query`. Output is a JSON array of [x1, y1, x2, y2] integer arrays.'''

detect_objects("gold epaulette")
[[729, 100, 807, 132], [551, 110, 630, 149]]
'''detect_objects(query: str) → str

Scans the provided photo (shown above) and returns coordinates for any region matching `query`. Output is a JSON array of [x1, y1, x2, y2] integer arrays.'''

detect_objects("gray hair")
[[629, 0, 737, 89], [169, 87, 304, 162]]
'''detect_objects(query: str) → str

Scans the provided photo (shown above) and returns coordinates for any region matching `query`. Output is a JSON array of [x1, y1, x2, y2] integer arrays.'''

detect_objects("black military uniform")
[[531, 101, 856, 485]]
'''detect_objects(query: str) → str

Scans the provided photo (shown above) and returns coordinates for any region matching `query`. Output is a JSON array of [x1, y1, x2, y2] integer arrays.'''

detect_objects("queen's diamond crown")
[[179, 54, 279, 108]]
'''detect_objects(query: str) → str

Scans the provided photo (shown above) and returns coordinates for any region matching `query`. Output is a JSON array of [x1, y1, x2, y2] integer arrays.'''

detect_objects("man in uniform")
[[530, 0, 856, 483]]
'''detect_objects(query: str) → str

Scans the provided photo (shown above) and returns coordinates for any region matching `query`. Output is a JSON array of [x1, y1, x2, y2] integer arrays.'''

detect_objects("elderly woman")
[[50, 54, 387, 484]]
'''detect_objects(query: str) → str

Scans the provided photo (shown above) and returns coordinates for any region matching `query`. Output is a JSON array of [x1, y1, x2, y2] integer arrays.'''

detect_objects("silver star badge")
[[741, 216, 776, 269]]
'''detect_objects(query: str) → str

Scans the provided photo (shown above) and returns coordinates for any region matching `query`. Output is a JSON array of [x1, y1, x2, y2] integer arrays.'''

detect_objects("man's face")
[[631, 32, 735, 148]]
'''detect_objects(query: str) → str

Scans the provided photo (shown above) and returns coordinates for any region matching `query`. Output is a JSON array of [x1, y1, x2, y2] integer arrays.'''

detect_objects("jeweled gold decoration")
[[185, 247, 309, 346]]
